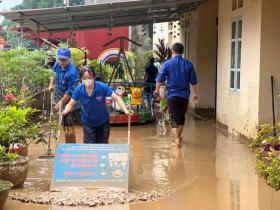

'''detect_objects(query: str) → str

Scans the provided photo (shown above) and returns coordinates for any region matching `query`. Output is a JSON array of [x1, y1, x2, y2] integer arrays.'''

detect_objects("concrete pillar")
[[259, 0, 280, 124]]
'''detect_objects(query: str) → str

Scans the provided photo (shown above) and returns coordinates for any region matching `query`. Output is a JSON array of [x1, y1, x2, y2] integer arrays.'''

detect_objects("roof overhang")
[[0, 0, 205, 33]]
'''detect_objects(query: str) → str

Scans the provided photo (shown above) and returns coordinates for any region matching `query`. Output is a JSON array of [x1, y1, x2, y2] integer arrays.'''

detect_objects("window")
[[232, 0, 243, 10], [230, 18, 242, 91]]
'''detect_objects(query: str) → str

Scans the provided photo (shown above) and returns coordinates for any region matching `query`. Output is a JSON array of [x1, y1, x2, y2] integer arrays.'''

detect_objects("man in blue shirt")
[[48, 48, 80, 143], [144, 57, 158, 94], [144, 58, 158, 84], [155, 43, 199, 148]]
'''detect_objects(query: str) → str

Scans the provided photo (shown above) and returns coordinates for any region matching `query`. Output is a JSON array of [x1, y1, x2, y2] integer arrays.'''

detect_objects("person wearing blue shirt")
[[61, 66, 132, 144], [48, 48, 80, 143], [155, 43, 199, 148], [144, 58, 158, 84], [144, 57, 158, 94]]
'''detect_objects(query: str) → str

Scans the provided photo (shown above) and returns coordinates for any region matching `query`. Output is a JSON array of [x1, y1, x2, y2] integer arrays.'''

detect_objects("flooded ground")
[[4, 116, 280, 210]]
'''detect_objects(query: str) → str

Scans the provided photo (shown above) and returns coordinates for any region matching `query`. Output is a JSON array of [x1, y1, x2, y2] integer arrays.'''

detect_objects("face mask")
[[82, 79, 94, 87]]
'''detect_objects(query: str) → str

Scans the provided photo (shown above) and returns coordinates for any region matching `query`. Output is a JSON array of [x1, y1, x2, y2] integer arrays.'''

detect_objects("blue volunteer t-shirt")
[[72, 82, 113, 127], [53, 61, 80, 99], [156, 55, 198, 99], [145, 64, 158, 83]]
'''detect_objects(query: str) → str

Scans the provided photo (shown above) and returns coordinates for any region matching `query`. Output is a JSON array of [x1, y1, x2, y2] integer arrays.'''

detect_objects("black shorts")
[[167, 97, 189, 128], [63, 109, 81, 127]]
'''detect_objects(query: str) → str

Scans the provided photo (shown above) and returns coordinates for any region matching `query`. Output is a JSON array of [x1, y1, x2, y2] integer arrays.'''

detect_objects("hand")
[[53, 102, 61, 113], [193, 95, 199, 104], [153, 91, 160, 99], [61, 110, 68, 116], [125, 110, 134, 116]]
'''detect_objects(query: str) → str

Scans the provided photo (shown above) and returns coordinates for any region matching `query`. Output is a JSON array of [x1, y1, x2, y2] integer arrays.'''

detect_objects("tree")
[[70, 0, 85, 6], [13, 0, 85, 10], [0, 19, 35, 49], [13, 0, 64, 10]]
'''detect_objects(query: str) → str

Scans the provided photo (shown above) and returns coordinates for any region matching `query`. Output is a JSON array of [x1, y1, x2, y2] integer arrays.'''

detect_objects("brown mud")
[[4, 116, 280, 210]]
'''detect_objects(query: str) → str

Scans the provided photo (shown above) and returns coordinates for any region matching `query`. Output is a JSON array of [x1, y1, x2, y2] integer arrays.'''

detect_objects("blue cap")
[[57, 48, 71, 60]]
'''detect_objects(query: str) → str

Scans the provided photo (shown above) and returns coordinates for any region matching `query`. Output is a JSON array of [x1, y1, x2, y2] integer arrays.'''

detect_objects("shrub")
[[0, 90, 44, 161], [0, 48, 52, 95], [251, 123, 280, 191]]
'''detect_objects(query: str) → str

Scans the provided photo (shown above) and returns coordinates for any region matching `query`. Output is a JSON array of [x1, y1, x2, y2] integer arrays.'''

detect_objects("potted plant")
[[0, 90, 44, 188], [0, 180, 13, 210]]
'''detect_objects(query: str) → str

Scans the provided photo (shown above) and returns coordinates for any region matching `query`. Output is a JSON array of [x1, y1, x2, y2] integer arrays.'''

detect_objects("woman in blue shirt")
[[62, 66, 131, 144]]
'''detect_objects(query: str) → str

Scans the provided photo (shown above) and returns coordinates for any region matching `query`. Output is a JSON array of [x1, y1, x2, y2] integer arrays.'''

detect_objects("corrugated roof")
[[1, 0, 204, 32]]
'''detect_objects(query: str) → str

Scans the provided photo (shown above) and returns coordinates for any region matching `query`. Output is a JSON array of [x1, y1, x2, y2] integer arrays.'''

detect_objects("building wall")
[[76, 27, 129, 59], [195, 0, 218, 109], [217, 0, 262, 138], [153, 22, 169, 50], [259, 0, 280, 124], [169, 0, 218, 109], [19, 27, 129, 59]]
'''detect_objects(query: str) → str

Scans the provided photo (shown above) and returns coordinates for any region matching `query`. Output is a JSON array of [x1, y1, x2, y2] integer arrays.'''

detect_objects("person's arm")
[[65, 73, 80, 100], [48, 63, 57, 91], [155, 83, 161, 96], [57, 85, 80, 113], [48, 77, 55, 91], [53, 93, 72, 113], [189, 63, 199, 103], [62, 99, 77, 116], [111, 93, 132, 115], [54, 72, 80, 112], [61, 94, 71, 105], [144, 72, 147, 81], [144, 67, 148, 81], [155, 63, 168, 96], [192, 84, 199, 103]]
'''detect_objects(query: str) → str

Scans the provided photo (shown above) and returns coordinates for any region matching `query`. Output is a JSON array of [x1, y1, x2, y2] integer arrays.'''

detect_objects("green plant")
[[119, 50, 157, 82], [250, 123, 280, 149], [0, 146, 5, 158], [252, 122, 280, 191], [256, 150, 280, 191], [0, 180, 13, 191], [0, 90, 45, 161], [154, 38, 172, 63], [0, 49, 53, 96], [89, 59, 114, 82], [5, 153, 20, 161]]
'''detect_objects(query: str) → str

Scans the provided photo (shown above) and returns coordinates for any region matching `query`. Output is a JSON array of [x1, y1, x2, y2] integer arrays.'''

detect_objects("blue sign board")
[[50, 144, 129, 192]]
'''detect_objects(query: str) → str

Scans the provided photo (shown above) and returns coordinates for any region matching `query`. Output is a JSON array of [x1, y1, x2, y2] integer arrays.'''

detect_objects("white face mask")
[[82, 79, 94, 87]]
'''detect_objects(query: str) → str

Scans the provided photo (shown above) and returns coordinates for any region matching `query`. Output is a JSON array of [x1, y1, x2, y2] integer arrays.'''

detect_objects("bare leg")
[[171, 125, 184, 148], [64, 126, 76, 143]]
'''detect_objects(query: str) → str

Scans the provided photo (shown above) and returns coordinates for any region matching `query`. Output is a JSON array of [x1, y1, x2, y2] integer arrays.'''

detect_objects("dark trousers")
[[167, 97, 189, 128], [83, 121, 110, 144]]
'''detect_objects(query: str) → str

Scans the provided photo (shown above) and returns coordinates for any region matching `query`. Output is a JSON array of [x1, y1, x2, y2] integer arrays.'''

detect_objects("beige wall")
[[168, 0, 218, 109], [259, 0, 280, 124], [216, 0, 262, 138], [195, 0, 218, 108], [164, 0, 280, 138]]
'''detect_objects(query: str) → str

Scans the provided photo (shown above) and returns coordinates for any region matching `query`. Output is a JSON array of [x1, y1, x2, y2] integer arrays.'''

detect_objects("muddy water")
[[4, 117, 280, 210]]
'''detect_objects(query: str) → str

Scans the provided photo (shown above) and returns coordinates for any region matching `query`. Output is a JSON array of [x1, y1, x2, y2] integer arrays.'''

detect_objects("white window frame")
[[232, 0, 243, 10], [230, 17, 242, 92]]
